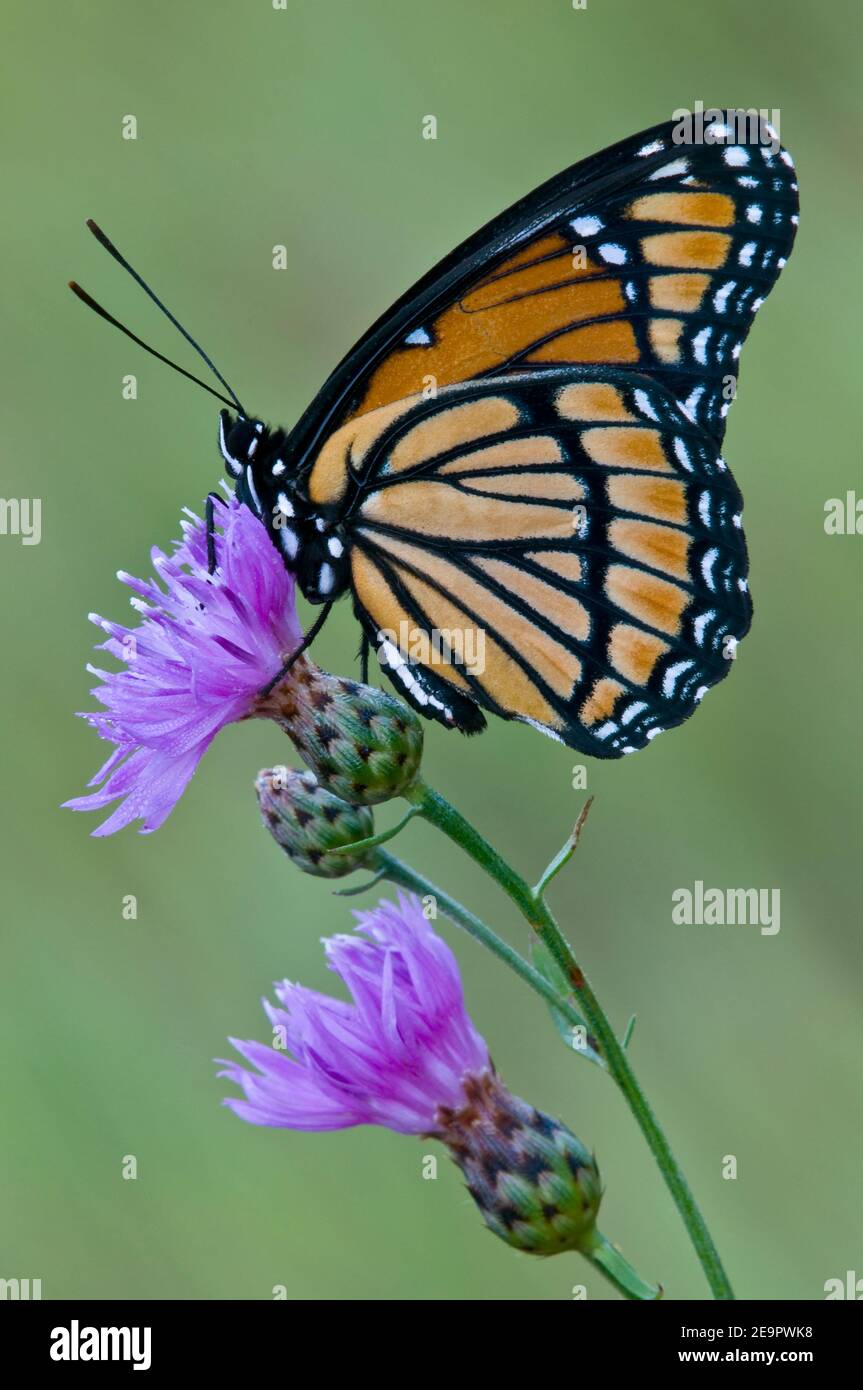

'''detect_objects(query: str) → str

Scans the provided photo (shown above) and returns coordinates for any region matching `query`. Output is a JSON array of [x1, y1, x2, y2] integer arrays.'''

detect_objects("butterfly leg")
[[205, 491, 227, 575], [258, 601, 334, 698], [359, 634, 370, 684]]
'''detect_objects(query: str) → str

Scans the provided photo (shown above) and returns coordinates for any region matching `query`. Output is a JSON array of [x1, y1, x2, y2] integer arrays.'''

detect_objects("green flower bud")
[[258, 658, 423, 806], [256, 767, 375, 878], [437, 1070, 601, 1257]]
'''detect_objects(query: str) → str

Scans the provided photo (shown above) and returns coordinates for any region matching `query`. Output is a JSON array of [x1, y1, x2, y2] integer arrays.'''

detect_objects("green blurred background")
[[2, 0, 860, 1301]]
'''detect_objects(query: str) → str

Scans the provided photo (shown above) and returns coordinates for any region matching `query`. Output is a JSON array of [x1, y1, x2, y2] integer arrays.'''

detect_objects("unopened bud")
[[256, 658, 423, 805], [437, 1070, 601, 1257], [256, 767, 375, 877]]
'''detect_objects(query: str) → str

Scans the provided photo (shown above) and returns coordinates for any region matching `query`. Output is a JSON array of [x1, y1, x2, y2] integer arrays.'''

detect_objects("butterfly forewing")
[[289, 115, 798, 467]]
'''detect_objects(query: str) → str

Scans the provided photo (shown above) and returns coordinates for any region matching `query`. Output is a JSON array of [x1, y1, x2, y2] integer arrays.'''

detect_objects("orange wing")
[[291, 112, 798, 481], [335, 366, 750, 757]]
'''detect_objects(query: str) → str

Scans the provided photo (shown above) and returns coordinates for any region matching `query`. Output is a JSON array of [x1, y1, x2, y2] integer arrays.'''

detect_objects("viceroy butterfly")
[[72, 114, 798, 757]]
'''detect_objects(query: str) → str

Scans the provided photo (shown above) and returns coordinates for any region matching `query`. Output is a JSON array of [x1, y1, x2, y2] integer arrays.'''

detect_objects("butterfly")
[[72, 113, 798, 757]]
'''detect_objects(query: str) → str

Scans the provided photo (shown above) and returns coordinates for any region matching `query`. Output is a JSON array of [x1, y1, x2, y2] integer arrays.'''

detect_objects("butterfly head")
[[217, 409, 350, 604], [218, 409, 274, 481]]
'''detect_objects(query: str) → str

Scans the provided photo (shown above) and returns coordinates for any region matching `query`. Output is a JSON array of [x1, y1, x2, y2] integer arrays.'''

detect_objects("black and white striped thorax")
[[218, 408, 351, 605]]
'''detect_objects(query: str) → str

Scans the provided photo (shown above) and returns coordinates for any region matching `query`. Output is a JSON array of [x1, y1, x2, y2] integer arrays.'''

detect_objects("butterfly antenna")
[[73, 218, 247, 416], [68, 281, 243, 412]]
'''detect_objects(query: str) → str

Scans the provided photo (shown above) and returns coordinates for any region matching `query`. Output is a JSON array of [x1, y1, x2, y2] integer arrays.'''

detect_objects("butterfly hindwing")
[[289, 114, 798, 472], [339, 366, 750, 757]]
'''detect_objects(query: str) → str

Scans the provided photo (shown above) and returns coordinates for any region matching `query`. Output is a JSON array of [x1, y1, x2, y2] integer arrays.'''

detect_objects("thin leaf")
[[534, 797, 595, 897], [532, 940, 606, 1069]]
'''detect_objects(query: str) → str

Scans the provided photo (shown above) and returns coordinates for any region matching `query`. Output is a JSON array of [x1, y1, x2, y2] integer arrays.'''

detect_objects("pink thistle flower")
[[64, 496, 302, 836], [219, 892, 490, 1134]]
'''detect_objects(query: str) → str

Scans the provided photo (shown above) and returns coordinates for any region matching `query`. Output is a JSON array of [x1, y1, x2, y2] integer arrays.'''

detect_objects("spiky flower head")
[[256, 664, 424, 806], [219, 893, 488, 1133], [256, 767, 375, 878], [64, 496, 303, 835], [219, 892, 602, 1256], [64, 495, 424, 835], [437, 1070, 601, 1256]]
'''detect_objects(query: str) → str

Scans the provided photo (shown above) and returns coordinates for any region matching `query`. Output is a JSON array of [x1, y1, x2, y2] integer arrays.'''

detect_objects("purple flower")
[[64, 495, 302, 836], [219, 892, 490, 1134]]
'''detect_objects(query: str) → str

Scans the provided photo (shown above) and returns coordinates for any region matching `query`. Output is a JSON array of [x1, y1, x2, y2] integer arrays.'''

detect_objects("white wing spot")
[[713, 280, 736, 313], [673, 436, 693, 472], [701, 548, 719, 590], [692, 326, 712, 365], [649, 158, 689, 180], [663, 660, 693, 698], [634, 388, 659, 421], [593, 721, 618, 741], [693, 611, 714, 646], [571, 215, 603, 236]]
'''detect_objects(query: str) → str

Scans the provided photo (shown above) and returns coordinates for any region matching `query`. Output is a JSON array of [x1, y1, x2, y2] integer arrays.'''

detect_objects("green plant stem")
[[375, 850, 597, 1049], [585, 1230, 662, 1301], [404, 778, 734, 1302]]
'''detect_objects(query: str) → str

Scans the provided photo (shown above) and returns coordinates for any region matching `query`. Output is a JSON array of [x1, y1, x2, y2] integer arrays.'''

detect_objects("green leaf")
[[531, 941, 606, 1069], [533, 797, 594, 898]]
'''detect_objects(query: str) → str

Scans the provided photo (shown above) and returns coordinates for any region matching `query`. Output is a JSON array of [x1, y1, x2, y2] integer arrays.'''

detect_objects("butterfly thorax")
[[218, 408, 350, 604]]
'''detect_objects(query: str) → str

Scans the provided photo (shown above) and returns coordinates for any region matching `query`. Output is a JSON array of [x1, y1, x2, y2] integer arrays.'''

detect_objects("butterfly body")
[[219, 409, 353, 604]]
